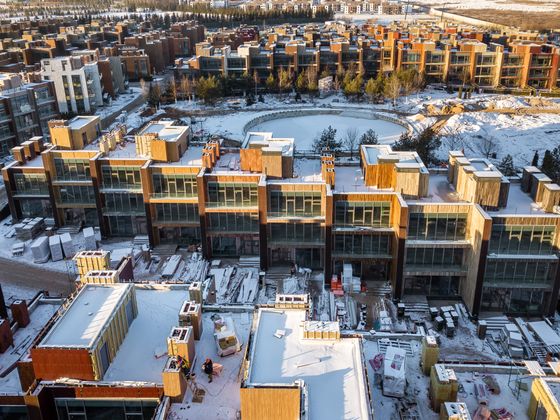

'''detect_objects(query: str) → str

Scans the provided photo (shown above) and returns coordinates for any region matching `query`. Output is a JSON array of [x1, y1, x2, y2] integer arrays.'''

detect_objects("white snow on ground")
[[252, 113, 406, 150], [0, 303, 60, 385], [1, 283, 39, 303], [103, 286, 188, 383], [168, 311, 252, 420], [437, 111, 560, 166], [95, 87, 142, 120], [412, 0, 560, 12]]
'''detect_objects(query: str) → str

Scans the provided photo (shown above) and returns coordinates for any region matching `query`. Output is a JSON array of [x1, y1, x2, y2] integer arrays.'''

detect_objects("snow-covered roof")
[[246, 308, 371, 420], [103, 285, 189, 383], [67, 116, 99, 130], [139, 119, 189, 143], [38, 284, 131, 349]]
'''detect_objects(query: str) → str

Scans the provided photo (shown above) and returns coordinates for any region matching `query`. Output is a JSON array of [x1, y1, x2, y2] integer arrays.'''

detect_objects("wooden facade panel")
[[240, 387, 300, 420], [31, 347, 95, 381]]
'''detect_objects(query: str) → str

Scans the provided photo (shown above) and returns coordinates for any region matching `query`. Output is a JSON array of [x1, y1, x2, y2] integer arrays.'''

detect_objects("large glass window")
[[484, 259, 556, 287], [152, 173, 197, 198], [333, 233, 391, 257], [103, 193, 144, 214], [154, 203, 199, 223], [405, 247, 464, 269], [489, 225, 555, 255], [55, 398, 158, 420], [18, 199, 52, 218], [334, 201, 390, 227], [55, 185, 95, 205], [481, 287, 549, 314], [207, 182, 257, 208], [269, 222, 323, 244], [53, 158, 91, 181], [268, 191, 322, 218], [208, 212, 258, 233], [13, 173, 48, 195], [407, 213, 467, 241], [101, 166, 142, 190]]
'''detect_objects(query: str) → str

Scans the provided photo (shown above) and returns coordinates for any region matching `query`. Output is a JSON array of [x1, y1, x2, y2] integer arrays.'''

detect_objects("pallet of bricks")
[[14, 218, 45, 241]]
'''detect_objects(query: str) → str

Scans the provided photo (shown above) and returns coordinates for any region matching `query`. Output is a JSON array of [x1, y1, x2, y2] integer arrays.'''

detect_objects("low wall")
[[242, 108, 412, 137]]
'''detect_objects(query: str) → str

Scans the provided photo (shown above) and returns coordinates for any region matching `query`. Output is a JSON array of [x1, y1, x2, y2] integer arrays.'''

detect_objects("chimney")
[[21, 141, 36, 160], [29, 136, 44, 154], [321, 150, 335, 187], [0, 284, 7, 319], [162, 356, 189, 403], [10, 300, 30, 328], [179, 300, 203, 340], [167, 326, 195, 365], [0, 319, 13, 353], [11, 146, 25, 164]]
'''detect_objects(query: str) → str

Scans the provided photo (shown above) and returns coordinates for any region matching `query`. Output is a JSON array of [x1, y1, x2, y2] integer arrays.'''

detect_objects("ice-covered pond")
[[248, 111, 408, 150]]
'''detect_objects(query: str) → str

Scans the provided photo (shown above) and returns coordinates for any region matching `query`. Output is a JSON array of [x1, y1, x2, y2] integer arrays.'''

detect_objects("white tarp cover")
[[383, 346, 407, 397], [529, 321, 560, 347]]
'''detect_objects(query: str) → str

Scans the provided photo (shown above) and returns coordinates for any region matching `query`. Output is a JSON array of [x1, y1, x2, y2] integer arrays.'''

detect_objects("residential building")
[[40, 56, 104, 114], [4, 123, 560, 318], [0, 73, 59, 157]]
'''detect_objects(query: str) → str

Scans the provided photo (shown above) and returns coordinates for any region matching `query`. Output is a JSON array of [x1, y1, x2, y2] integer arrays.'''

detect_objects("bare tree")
[[384, 72, 401, 107], [180, 76, 193, 101], [139, 78, 148, 100], [479, 135, 498, 158], [443, 126, 465, 151], [344, 127, 359, 160]]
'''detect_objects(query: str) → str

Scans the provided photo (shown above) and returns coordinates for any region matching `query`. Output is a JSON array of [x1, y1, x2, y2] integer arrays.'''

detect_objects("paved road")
[[0, 257, 74, 297]]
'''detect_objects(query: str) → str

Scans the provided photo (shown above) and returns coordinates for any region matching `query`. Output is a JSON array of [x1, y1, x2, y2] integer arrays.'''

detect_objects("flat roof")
[[67, 116, 99, 130], [247, 309, 371, 420], [243, 131, 294, 157], [139, 120, 189, 142], [103, 285, 189, 383], [489, 182, 546, 216], [38, 284, 131, 349]]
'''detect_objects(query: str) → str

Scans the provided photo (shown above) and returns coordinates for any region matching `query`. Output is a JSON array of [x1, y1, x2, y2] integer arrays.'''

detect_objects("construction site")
[[1, 239, 560, 419]]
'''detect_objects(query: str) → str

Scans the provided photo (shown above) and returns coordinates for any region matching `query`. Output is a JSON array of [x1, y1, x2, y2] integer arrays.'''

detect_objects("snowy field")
[[251, 114, 406, 150], [411, 0, 560, 12], [437, 111, 560, 166]]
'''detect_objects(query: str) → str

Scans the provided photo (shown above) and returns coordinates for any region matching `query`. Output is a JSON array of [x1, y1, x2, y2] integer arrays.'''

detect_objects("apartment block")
[[0, 73, 59, 157], [41, 56, 104, 114], [183, 23, 560, 91], [4, 120, 560, 317]]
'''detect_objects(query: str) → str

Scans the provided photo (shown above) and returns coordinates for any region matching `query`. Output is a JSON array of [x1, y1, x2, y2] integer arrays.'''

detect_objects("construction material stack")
[[383, 346, 407, 398], [188, 282, 202, 304], [83, 227, 97, 250], [30, 236, 50, 263], [73, 251, 110, 280], [421, 335, 439, 375], [49, 235, 63, 262], [430, 364, 458, 412], [14, 217, 45, 241], [60, 233, 75, 258], [440, 402, 471, 420]]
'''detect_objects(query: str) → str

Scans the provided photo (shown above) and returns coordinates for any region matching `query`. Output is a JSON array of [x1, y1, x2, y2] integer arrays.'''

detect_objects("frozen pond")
[[251, 113, 407, 150]]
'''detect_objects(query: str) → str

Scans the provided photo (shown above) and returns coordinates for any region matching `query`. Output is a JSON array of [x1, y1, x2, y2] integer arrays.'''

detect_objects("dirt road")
[[0, 257, 74, 296]]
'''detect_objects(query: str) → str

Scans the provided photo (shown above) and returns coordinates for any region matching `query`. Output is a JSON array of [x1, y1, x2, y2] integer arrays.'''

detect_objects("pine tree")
[[312, 126, 341, 153], [497, 154, 516, 176], [541, 150, 555, 179], [531, 151, 539, 167], [360, 129, 378, 145]]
